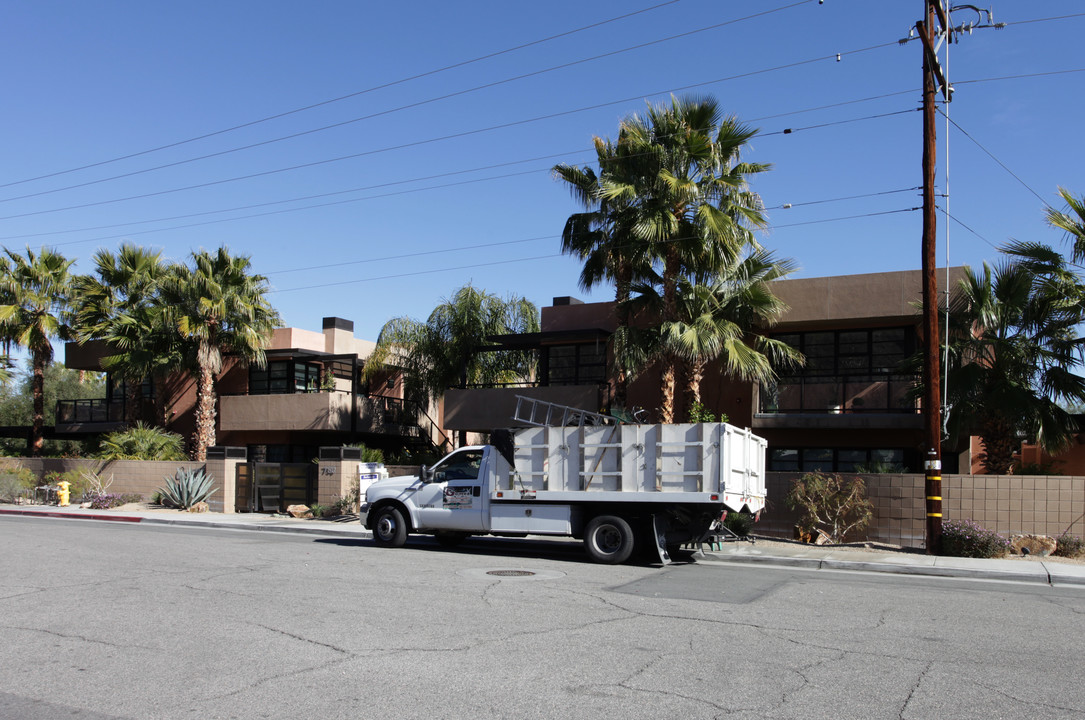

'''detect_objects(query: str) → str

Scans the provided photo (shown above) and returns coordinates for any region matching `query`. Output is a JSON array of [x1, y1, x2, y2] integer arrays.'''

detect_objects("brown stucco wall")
[[759, 472, 1085, 549]]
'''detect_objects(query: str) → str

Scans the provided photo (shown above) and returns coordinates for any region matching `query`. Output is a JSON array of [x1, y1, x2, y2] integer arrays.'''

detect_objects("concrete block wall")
[[760, 472, 1085, 550], [2, 458, 221, 510]]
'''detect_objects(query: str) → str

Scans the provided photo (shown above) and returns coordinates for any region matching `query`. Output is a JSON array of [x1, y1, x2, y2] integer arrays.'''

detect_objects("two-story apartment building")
[[442, 268, 971, 474], [60, 317, 449, 461]]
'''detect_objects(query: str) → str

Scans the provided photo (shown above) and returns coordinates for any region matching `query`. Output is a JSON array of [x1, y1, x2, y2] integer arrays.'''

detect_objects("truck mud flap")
[[651, 514, 671, 565]]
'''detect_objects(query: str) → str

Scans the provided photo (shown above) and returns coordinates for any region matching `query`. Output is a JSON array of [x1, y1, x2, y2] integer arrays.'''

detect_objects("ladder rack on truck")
[[512, 395, 616, 428]]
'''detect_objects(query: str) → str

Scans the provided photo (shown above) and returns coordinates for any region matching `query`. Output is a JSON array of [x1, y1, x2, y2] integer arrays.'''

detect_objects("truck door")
[[412, 448, 486, 532]]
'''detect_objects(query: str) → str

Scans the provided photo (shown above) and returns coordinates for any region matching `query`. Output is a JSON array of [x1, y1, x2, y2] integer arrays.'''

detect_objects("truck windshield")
[[431, 449, 484, 481]]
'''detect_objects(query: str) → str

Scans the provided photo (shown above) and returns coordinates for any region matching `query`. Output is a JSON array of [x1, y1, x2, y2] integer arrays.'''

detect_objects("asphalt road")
[[2, 516, 1083, 720]]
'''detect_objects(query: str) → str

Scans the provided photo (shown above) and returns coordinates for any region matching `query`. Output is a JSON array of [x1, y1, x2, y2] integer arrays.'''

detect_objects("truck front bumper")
[[358, 503, 370, 527]]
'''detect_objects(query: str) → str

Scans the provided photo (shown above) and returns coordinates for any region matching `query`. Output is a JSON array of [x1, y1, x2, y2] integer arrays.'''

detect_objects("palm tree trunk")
[[125, 376, 141, 426], [30, 352, 45, 456], [659, 354, 676, 424], [192, 360, 217, 461], [980, 416, 1017, 475], [686, 358, 704, 418]]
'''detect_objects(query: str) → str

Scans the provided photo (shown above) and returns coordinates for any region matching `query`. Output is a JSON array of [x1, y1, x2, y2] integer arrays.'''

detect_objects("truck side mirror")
[[421, 465, 433, 483]]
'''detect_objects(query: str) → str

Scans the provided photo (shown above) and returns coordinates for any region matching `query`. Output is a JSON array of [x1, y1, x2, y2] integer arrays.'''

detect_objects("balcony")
[[55, 398, 130, 433], [218, 392, 431, 439], [755, 375, 922, 431], [219, 391, 354, 432]]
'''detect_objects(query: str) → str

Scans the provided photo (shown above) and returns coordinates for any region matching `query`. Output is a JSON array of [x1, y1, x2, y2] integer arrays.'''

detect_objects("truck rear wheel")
[[372, 505, 408, 547], [584, 515, 635, 564]]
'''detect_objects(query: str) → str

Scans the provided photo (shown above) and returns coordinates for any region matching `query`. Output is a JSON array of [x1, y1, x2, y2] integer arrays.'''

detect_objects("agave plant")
[[158, 467, 216, 509]]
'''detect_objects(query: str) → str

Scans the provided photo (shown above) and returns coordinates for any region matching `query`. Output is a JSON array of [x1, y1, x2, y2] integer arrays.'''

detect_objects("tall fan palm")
[[0, 247, 76, 455], [942, 251, 1085, 474], [556, 95, 770, 421], [162, 248, 280, 461], [73, 244, 172, 425], [619, 96, 770, 420]]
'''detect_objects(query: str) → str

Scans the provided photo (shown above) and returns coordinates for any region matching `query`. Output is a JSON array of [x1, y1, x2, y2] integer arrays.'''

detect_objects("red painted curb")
[[0, 508, 143, 523]]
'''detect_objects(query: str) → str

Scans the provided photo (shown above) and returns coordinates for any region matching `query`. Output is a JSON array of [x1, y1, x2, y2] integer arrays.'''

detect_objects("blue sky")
[[2, 1, 1083, 346]]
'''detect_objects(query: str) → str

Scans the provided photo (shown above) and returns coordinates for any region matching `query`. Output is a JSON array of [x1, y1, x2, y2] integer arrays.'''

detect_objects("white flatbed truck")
[[359, 419, 767, 564]]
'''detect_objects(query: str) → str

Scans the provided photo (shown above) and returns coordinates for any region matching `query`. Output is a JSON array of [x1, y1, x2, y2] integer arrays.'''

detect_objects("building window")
[[545, 344, 606, 386], [769, 447, 909, 472], [761, 327, 917, 413], [249, 360, 322, 395]]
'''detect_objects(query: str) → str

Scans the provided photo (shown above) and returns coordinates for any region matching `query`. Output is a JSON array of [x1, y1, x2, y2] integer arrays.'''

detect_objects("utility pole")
[[916, 0, 947, 555], [910, 1, 1002, 554]]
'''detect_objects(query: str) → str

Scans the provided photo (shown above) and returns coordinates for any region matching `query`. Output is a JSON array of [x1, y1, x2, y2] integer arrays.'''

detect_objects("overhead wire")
[[0, 0, 696, 191], [269, 207, 923, 293], [0, 43, 905, 223], [3, 89, 929, 241], [0, 0, 814, 202], [9, 106, 919, 243], [937, 108, 1049, 207]]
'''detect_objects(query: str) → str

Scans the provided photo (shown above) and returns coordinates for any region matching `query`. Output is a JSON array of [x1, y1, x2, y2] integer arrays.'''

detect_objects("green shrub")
[[940, 519, 1010, 558], [0, 471, 33, 502], [346, 443, 385, 464], [98, 423, 187, 461], [158, 468, 216, 510], [722, 511, 754, 537], [1054, 533, 1085, 558], [786, 471, 874, 543]]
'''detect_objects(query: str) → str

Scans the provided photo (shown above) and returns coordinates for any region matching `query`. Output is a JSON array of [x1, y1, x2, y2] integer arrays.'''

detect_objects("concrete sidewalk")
[[3, 503, 1084, 586]]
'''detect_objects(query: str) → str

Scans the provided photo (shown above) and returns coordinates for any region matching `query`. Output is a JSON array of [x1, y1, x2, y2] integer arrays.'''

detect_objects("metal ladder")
[[512, 395, 616, 428]]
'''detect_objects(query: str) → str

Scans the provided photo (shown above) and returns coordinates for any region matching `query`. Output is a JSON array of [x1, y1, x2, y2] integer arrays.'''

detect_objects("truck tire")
[[584, 515, 635, 564], [372, 505, 408, 547]]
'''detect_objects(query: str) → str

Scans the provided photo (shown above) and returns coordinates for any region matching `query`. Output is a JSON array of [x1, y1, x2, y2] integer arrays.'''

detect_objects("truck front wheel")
[[584, 515, 635, 564], [372, 505, 408, 547]]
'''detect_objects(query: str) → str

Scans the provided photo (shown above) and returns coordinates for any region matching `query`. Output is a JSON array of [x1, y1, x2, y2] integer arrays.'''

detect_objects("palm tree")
[[942, 250, 1085, 474], [0, 247, 76, 455], [624, 250, 803, 420], [554, 138, 650, 409], [73, 244, 172, 425], [612, 95, 770, 421], [161, 247, 280, 461], [670, 251, 804, 416], [364, 285, 539, 445], [1044, 186, 1085, 263]]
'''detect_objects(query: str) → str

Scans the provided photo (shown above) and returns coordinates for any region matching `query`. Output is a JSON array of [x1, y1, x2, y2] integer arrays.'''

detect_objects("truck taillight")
[[710, 494, 719, 501]]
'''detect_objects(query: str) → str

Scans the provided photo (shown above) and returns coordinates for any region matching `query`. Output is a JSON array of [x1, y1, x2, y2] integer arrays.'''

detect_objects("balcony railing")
[[56, 398, 125, 424], [760, 375, 920, 414]]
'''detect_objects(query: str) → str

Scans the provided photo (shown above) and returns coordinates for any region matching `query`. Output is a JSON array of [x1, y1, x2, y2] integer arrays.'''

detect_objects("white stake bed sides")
[[500, 423, 767, 514]]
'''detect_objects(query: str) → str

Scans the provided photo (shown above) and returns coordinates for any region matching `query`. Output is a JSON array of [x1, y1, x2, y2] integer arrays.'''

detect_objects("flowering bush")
[[87, 493, 143, 510], [1054, 533, 1085, 558], [940, 519, 1010, 558]]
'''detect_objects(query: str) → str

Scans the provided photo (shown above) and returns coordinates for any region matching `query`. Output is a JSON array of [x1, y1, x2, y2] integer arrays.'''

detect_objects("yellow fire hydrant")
[[57, 481, 71, 507]]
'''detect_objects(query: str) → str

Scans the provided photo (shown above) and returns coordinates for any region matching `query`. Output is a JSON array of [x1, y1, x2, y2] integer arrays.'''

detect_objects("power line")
[[769, 207, 919, 229], [936, 205, 998, 251], [0, 0, 694, 191], [270, 207, 921, 292], [0, 1, 814, 203], [8, 105, 916, 240], [937, 108, 1049, 207], [765, 187, 919, 210], [0, 40, 902, 223]]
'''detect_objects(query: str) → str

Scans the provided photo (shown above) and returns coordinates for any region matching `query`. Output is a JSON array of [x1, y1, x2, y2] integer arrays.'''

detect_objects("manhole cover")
[[486, 570, 536, 577]]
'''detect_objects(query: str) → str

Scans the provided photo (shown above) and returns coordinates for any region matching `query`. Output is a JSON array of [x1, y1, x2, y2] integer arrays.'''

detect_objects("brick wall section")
[[760, 472, 1085, 549]]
